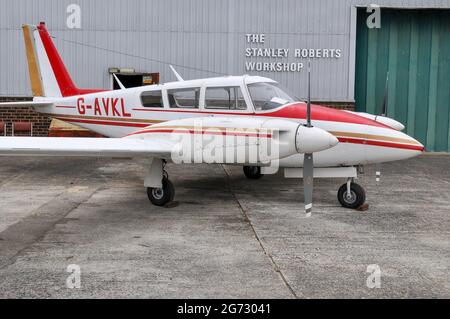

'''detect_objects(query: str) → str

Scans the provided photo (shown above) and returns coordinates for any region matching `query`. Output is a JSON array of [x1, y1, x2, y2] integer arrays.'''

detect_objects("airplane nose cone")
[[364, 125, 425, 163], [413, 138, 425, 153], [402, 133, 425, 155]]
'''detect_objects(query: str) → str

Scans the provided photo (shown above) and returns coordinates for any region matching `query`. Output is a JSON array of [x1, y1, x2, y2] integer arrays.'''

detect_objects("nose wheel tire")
[[147, 177, 175, 206], [337, 182, 366, 209], [243, 166, 263, 179]]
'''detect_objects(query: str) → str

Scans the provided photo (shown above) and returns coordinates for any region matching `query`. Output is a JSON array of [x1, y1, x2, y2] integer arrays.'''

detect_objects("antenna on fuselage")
[[381, 71, 389, 117], [169, 65, 184, 82], [375, 71, 389, 183], [113, 73, 126, 90]]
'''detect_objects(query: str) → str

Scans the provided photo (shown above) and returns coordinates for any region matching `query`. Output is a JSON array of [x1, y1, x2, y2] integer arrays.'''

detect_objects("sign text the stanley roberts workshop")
[[244, 34, 342, 72]]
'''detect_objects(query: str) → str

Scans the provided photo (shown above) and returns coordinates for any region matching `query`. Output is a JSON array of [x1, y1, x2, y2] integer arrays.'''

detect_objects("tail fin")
[[22, 22, 104, 97]]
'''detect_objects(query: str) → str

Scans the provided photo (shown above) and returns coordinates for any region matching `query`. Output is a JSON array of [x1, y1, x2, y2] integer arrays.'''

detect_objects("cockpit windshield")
[[247, 82, 298, 111]]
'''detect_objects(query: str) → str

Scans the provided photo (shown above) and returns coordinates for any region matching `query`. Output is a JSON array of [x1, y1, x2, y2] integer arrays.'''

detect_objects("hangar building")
[[0, 0, 449, 151]]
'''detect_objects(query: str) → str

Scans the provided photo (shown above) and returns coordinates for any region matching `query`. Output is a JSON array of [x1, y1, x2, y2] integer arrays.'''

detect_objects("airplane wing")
[[0, 101, 54, 107], [0, 137, 175, 158]]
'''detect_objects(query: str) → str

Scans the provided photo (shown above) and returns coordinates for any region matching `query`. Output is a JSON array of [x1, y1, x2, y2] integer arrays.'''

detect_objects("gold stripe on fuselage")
[[329, 131, 421, 146], [43, 113, 162, 124], [136, 126, 270, 133]]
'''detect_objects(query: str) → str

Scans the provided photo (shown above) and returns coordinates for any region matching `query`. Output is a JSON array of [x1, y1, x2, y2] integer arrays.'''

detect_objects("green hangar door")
[[355, 9, 450, 152]]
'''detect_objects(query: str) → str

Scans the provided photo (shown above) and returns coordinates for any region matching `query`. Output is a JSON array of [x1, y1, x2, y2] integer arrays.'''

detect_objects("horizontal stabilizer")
[[0, 101, 54, 108], [0, 137, 175, 158]]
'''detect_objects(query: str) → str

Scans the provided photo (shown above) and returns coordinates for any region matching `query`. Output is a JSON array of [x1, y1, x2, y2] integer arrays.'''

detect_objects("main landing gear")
[[337, 178, 366, 209], [147, 173, 175, 206], [145, 160, 175, 207], [243, 166, 263, 179]]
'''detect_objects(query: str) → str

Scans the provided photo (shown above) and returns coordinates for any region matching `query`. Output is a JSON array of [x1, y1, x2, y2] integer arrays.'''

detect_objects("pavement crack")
[[221, 165, 299, 299], [0, 184, 103, 270]]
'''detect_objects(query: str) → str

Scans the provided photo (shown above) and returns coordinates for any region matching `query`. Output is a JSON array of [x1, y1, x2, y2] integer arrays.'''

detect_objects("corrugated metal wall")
[[355, 9, 450, 152], [1, 0, 450, 102]]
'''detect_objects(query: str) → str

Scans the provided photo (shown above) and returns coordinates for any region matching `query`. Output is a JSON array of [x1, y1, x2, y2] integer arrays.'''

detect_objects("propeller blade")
[[306, 60, 312, 127], [303, 60, 313, 217], [303, 153, 313, 217]]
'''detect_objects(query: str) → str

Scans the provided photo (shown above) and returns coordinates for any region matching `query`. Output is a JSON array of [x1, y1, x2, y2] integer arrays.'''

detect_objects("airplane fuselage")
[[34, 76, 424, 168]]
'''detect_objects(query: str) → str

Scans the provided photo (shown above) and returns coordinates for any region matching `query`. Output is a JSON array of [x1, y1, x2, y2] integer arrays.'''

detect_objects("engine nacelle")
[[129, 116, 302, 164]]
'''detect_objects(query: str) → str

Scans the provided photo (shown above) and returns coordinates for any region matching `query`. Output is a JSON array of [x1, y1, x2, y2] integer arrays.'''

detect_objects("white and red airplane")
[[0, 23, 424, 215]]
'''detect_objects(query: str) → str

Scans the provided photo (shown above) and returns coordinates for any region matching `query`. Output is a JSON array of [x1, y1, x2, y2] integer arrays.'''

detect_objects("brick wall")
[[0, 97, 51, 136], [316, 101, 355, 111]]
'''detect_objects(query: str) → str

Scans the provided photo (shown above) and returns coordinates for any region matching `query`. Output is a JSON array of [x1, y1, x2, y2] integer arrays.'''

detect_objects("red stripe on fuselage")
[[126, 129, 272, 138], [255, 103, 391, 129], [55, 117, 149, 128], [53, 114, 420, 151], [132, 103, 389, 129], [338, 137, 424, 151], [132, 108, 254, 116]]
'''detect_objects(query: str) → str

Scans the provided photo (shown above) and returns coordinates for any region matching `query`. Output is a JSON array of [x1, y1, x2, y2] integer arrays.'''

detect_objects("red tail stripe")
[[37, 23, 107, 97]]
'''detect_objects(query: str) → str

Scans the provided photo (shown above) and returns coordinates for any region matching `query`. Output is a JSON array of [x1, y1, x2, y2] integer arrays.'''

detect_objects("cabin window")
[[167, 88, 200, 109], [205, 87, 247, 110], [141, 90, 164, 108], [248, 83, 297, 111]]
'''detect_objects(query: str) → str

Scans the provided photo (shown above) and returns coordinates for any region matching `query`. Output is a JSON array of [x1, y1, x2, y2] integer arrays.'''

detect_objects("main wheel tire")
[[147, 177, 175, 206], [337, 182, 366, 209], [243, 166, 263, 179]]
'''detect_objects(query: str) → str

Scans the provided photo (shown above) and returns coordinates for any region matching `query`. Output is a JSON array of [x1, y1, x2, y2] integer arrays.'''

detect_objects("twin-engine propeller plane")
[[0, 23, 424, 216]]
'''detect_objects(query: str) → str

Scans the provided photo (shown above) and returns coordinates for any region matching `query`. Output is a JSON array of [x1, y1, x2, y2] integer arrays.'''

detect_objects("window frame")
[[246, 82, 296, 112], [140, 89, 165, 108], [167, 87, 202, 109], [203, 85, 248, 112]]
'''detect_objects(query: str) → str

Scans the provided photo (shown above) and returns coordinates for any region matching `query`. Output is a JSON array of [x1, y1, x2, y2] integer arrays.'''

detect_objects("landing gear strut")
[[337, 179, 366, 209], [243, 166, 263, 179]]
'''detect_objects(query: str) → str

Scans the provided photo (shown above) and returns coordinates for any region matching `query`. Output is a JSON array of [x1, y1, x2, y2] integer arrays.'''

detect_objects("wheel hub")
[[152, 188, 164, 200], [343, 190, 357, 204]]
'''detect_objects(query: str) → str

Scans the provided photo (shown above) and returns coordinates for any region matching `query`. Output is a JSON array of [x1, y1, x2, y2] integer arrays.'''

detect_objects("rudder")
[[22, 22, 104, 98]]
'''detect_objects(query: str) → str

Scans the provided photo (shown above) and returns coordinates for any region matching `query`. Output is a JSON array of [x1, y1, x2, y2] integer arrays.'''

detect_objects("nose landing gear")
[[337, 179, 366, 209]]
